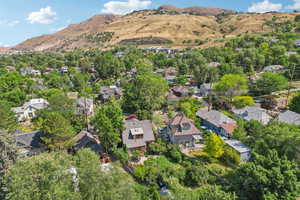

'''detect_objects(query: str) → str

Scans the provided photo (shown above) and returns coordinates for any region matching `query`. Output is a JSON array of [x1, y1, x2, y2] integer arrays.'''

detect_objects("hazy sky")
[[0, 0, 299, 47]]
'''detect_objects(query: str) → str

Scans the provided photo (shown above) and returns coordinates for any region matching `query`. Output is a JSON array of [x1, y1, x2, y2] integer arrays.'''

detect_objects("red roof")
[[126, 114, 138, 120], [220, 122, 237, 135]]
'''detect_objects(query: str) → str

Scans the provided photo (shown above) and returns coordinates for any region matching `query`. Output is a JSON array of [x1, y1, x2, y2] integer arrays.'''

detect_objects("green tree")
[[91, 101, 123, 153], [4, 152, 81, 200], [184, 165, 211, 187], [204, 133, 224, 158], [254, 72, 288, 95], [232, 96, 255, 108], [123, 72, 168, 118], [214, 74, 248, 100], [0, 101, 17, 132], [0, 129, 18, 172], [39, 112, 76, 150], [289, 92, 300, 114], [229, 150, 299, 200]]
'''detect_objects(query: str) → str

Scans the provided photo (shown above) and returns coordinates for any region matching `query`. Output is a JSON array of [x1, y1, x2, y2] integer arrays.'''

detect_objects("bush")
[[232, 96, 255, 108], [221, 146, 241, 165]]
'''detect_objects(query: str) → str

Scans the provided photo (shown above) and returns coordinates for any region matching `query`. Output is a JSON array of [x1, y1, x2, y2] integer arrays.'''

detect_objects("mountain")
[[13, 6, 299, 51]]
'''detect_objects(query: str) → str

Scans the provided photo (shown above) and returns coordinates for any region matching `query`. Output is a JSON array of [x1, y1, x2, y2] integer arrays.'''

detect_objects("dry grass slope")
[[13, 9, 299, 51]]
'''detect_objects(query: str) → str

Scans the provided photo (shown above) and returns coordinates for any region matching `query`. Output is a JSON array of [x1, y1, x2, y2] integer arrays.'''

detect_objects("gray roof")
[[76, 97, 93, 108], [263, 65, 284, 72], [196, 110, 236, 127], [99, 86, 121, 100], [15, 131, 43, 148], [72, 131, 102, 153], [278, 110, 300, 125], [223, 138, 251, 153], [232, 106, 272, 125], [201, 83, 212, 90], [122, 119, 155, 149]]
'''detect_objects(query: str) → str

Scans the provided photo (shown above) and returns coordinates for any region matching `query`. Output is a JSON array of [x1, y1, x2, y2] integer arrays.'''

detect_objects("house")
[[31, 84, 47, 90], [285, 51, 297, 56], [154, 68, 165, 75], [76, 97, 94, 116], [122, 118, 155, 151], [5, 66, 15, 72], [263, 65, 285, 73], [167, 113, 202, 148], [67, 92, 79, 100], [199, 83, 213, 96], [295, 39, 300, 47], [164, 67, 177, 76], [99, 86, 122, 101], [72, 130, 102, 153], [278, 110, 300, 126], [60, 66, 69, 74], [232, 106, 272, 125], [196, 110, 237, 137], [20, 67, 41, 76], [208, 62, 221, 68], [165, 75, 177, 83], [223, 138, 251, 162], [12, 98, 49, 122], [15, 130, 45, 157], [171, 85, 189, 97]]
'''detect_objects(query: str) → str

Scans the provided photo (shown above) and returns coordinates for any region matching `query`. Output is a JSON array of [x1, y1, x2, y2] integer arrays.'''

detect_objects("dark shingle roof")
[[15, 131, 43, 148]]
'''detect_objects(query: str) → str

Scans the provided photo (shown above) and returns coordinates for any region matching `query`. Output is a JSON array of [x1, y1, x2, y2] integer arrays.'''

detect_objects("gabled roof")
[[232, 106, 272, 125], [196, 110, 237, 134], [122, 118, 154, 149], [171, 85, 189, 94], [278, 110, 300, 125], [263, 65, 284, 72], [208, 62, 220, 67], [169, 113, 201, 136], [72, 131, 102, 152], [16, 131, 43, 148]]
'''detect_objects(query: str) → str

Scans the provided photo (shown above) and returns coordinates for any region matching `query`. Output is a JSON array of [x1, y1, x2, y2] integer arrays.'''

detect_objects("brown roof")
[[164, 67, 177, 75], [169, 113, 201, 136], [220, 122, 237, 135]]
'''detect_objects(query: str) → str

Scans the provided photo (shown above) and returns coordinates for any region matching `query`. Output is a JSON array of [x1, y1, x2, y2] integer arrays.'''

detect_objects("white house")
[[76, 97, 94, 116], [12, 98, 49, 122], [232, 106, 272, 125], [223, 138, 251, 162], [20, 67, 41, 76]]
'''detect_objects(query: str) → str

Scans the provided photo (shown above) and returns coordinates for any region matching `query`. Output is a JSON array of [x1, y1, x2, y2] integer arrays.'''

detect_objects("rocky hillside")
[[13, 6, 299, 51]]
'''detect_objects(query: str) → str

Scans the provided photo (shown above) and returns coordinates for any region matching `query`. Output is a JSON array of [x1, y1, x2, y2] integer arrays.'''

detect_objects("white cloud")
[[0, 42, 10, 48], [27, 6, 57, 24], [248, 0, 283, 13], [0, 20, 20, 27], [286, 0, 300, 10], [101, 0, 152, 15]]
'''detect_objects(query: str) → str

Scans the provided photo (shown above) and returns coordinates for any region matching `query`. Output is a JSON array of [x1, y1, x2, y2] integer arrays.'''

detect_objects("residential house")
[[232, 106, 272, 125], [164, 67, 177, 76], [199, 83, 213, 97], [72, 130, 102, 153], [5, 66, 15, 72], [278, 110, 300, 126], [15, 130, 45, 157], [295, 39, 300, 47], [167, 113, 202, 148], [208, 62, 221, 68], [223, 138, 251, 162], [12, 98, 49, 122], [99, 86, 122, 101], [76, 97, 94, 116], [154, 68, 165, 75], [263, 65, 285, 73], [20, 67, 41, 76], [60, 66, 69, 74], [165, 75, 177, 83], [122, 118, 155, 151], [285, 51, 297, 56], [196, 110, 237, 137], [171, 85, 189, 97], [67, 92, 79, 100]]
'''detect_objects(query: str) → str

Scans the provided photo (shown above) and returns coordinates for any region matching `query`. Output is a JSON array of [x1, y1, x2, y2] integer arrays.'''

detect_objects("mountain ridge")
[[13, 6, 299, 51]]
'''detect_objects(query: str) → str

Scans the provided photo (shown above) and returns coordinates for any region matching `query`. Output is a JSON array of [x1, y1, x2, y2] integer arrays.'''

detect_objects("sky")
[[0, 0, 300, 47]]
